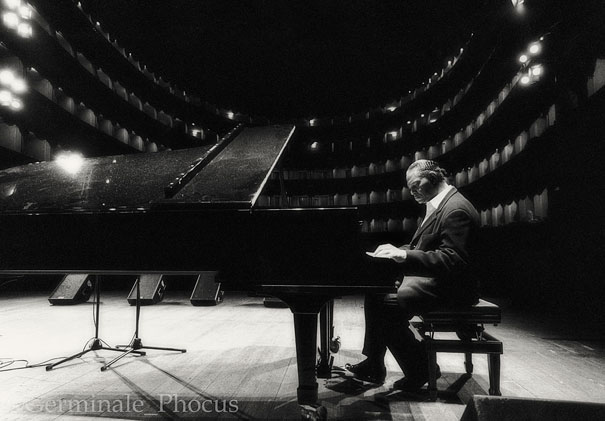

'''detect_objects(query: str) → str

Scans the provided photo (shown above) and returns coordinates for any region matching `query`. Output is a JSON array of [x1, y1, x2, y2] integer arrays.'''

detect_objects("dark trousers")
[[361, 279, 443, 378]]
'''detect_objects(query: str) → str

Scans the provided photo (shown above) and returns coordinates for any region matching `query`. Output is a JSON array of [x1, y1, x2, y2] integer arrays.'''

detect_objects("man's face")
[[406, 168, 437, 204]]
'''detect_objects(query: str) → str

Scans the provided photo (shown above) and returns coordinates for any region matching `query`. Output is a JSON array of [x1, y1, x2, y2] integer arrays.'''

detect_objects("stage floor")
[[1, 291, 604, 420]]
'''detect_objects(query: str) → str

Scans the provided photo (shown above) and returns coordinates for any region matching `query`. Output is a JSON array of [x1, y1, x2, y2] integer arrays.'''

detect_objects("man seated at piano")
[[347, 159, 480, 391]]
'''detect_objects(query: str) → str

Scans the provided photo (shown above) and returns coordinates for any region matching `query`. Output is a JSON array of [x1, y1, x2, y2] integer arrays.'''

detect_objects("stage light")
[[3, 0, 21, 10], [2, 11, 19, 29], [531, 65, 543, 76], [18, 5, 31, 19], [519, 54, 528, 64], [17, 21, 32, 37], [10, 77, 26, 93], [0, 69, 15, 85], [0, 89, 12, 105], [529, 42, 541, 55], [511, 0, 524, 6], [55, 153, 85, 175], [520, 74, 531, 85], [9, 98, 22, 109]]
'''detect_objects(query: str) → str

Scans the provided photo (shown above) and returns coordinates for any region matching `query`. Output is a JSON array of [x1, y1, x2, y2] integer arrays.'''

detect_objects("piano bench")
[[411, 299, 503, 401]]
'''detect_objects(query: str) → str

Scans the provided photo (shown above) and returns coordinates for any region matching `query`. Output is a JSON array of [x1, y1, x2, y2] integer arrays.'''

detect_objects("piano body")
[[0, 125, 398, 413]]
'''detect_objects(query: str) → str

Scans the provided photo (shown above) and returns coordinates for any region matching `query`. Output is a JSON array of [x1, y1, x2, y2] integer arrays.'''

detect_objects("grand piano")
[[0, 125, 398, 417]]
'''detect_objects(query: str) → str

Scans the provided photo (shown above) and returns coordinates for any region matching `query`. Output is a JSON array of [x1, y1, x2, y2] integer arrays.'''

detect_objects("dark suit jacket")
[[400, 186, 480, 303]]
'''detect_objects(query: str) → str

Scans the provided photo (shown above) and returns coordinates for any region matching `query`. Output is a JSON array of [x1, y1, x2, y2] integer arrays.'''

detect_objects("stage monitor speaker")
[[127, 274, 165, 305], [48, 274, 93, 305], [461, 395, 605, 421], [190, 271, 223, 306]]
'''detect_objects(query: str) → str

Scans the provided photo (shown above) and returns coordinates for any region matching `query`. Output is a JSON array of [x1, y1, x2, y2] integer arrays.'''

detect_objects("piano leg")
[[293, 311, 319, 405], [317, 300, 340, 379]]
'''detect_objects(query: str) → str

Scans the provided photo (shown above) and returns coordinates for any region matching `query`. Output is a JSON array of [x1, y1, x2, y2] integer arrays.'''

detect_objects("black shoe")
[[392, 364, 441, 391], [345, 359, 386, 384]]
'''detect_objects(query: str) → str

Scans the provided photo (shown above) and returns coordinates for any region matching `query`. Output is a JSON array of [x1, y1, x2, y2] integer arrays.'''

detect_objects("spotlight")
[[2, 11, 19, 29], [528, 42, 541, 55], [0, 69, 15, 85], [530, 65, 543, 76], [3, 0, 21, 10], [518, 54, 528, 64], [9, 98, 22, 110], [0, 89, 12, 105], [18, 5, 31, 19], [11, 77, 26, 93], [55, 152, 85, 175], [520, 74, 531, 85], [17, 21, 32, 37]]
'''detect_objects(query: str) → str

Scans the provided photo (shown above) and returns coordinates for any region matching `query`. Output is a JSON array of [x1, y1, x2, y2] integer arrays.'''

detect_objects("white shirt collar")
[[428, 184, 454, 211]]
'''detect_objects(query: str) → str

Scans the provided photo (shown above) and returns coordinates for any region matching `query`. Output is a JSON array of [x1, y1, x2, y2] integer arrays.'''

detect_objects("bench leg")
[[464, 352, 473, 374], [427, 348, 438, 401], [487, 353, 501, 396]]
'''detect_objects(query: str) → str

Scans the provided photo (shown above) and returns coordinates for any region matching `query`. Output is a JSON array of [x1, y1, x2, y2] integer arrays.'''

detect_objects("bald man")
[[347, 160, 480, 391]]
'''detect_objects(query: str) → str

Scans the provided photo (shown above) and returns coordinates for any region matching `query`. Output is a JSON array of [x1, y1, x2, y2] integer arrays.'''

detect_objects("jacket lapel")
[[410, 187, 458, 245]]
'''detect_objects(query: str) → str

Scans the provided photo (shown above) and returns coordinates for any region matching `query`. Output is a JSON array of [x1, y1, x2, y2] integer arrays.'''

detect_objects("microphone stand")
[[102, 275, 186, 371]]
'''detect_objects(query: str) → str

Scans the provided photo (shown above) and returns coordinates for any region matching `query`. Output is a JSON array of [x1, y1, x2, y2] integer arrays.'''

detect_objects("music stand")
[[46, 275, 145, 371], [102, 275, 186, 371]]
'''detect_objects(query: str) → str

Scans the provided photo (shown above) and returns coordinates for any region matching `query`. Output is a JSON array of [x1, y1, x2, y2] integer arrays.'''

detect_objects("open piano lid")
[[162, 125, 294, 209], [0, 125, 294, 213]]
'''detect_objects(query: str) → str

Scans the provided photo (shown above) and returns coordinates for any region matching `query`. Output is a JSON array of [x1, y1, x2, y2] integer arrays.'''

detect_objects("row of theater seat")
[[257, 188, 548, 234], [587, 59, 605, 97], [278, 99, 555, 184], [479, 189, 548, 227], [290, 64, 530, 171], [0, 122, 52, 161], [72, 1, 193, 104], [28, 68, 160, 153], [354, 189, 548, 234], [385, 67, 526, 150], [303, 45, 467, 128], [451, 105, 556, 186], [26, 14, 216, 145]]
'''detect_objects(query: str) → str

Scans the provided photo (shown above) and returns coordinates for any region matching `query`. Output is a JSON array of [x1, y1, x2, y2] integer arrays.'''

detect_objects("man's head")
[[405, 160, 448, 204]]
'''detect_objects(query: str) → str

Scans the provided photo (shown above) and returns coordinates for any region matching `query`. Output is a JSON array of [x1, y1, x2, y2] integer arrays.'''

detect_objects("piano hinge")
[[164, 124, 245, 198]]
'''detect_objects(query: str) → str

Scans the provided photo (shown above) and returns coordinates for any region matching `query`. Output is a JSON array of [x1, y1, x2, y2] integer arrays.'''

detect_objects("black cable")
[[0, 277, 24, 289], [0, 357, 69, 372]]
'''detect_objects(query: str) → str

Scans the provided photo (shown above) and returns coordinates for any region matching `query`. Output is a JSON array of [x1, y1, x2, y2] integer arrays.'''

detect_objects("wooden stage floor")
[[1, 291, 604, 420]]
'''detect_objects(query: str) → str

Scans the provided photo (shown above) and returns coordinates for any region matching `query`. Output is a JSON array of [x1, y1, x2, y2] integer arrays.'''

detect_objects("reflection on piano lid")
[[0, 125, 294, 213]]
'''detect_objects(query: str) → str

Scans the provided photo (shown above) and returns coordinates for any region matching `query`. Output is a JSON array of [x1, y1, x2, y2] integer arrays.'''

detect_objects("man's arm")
[[404, 209, 475, 278]]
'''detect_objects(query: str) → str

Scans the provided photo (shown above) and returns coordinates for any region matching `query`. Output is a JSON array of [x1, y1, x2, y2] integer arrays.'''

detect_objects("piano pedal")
[[300, 404, 327, 420], [316, 354, 334, 379], [329, 336, 341, 353], [263, 296, 288, 308]]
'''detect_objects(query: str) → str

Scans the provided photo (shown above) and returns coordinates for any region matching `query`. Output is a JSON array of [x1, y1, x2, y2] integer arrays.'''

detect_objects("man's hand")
[[371, 243, 407, 263]]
